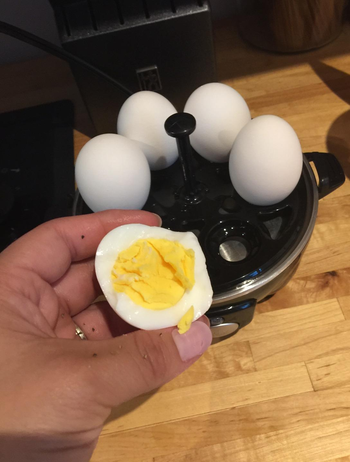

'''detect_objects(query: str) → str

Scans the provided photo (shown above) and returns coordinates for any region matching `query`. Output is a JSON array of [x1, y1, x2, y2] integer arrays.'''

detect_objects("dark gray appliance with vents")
[[49, 0, 216, 134]]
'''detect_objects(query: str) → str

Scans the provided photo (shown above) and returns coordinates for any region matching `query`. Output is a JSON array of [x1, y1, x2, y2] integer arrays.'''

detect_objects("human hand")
[[0, 210, 212, 462]]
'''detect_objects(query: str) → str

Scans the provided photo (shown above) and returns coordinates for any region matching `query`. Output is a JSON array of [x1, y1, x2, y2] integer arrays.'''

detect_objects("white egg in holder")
[[229, 115, 303, 206], [74, 84, 345, 340], [117, 91, 178, 170], [184, 82, 251, 163], [75, 133, 151, 212]]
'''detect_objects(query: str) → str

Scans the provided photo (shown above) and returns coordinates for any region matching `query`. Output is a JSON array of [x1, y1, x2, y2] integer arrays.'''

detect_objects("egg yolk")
[[177, 306, 194, 334], [111, 238, 195, 310]]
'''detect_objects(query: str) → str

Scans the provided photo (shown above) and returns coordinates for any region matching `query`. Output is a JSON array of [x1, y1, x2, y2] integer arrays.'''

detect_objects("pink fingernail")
[[152, 214, 162, 226], [172, 321, 212, 362]]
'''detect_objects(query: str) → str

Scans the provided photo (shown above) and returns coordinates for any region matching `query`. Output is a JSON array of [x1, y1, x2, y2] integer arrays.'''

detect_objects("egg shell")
[[117, 91, 178, 170], [75, 134, 151, 212], [229, 115, 303, 206], [95, 224, 213, 331], [184, 82, 251, 163]]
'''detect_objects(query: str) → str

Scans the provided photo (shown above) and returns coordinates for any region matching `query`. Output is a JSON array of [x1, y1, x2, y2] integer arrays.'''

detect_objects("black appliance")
[[0, 101, 75, 252], [74, 112, 345, 340], [49, 0, 216, 134]]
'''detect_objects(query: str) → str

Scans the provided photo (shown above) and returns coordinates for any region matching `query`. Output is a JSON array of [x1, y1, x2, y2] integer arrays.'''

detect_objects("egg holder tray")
[[74, 147, 344, 297]]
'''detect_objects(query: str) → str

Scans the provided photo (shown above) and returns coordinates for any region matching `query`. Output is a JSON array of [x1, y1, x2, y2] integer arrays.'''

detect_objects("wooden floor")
[[1, 15, 350, 462]]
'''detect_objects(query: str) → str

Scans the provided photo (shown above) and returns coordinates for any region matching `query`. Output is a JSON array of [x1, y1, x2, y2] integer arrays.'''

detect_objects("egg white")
[[95, 224, 213, 330]]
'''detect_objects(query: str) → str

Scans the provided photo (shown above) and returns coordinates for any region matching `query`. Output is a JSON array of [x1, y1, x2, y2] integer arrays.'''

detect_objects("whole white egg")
[[95, 224, 213, 331], [117, 91, 178, 170], [184, 82, 251, 163], [229, 115, 303, 206], [75, 134, 151, 212]]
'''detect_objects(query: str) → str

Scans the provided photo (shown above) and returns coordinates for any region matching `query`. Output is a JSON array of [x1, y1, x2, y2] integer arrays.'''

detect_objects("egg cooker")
[[73, 113, 345, 340]]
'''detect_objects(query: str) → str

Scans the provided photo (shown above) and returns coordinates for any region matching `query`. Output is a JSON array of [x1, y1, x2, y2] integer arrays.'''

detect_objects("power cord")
[[0, 20, 133, 96]]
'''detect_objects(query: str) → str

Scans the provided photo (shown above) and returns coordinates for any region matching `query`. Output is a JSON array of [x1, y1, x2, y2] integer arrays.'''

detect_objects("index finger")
[[0, 210, 161, 283]]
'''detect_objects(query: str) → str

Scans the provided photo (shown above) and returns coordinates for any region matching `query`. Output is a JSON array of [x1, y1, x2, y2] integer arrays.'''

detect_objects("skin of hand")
[[0, 210, 212, 462]]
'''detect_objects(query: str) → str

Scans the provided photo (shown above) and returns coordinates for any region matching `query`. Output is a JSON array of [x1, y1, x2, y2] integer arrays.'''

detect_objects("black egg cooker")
[[74, 112, 345, 340]]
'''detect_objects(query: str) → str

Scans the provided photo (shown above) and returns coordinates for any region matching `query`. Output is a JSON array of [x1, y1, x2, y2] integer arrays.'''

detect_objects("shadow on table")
[[327, 110, 350, 180], [309, 61, 350, 180]]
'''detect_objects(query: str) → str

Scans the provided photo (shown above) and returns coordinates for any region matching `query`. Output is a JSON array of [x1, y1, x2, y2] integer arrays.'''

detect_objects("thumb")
[[83, 318, 212, 408]]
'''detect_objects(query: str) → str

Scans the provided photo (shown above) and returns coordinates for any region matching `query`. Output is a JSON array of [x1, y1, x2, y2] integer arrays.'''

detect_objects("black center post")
[[164, 112, 199, 200]]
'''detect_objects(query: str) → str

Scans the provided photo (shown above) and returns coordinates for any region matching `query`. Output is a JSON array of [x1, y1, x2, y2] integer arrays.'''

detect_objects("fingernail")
[[197, 315, 210, 328], [172, 321, 212, 362], [152, 214, 162, 226]]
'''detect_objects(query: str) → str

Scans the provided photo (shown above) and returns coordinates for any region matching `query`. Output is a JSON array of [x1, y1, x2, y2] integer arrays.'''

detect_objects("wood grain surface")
[[1, 16, 350, 462]]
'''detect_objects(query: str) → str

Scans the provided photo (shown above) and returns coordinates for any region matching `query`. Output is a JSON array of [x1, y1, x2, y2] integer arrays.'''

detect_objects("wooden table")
[[2, 17, 350, 462]]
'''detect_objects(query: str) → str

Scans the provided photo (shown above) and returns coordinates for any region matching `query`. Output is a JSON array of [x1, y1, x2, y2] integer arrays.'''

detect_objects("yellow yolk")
[[177, 306, 194, 334], [111, 238, 195, 310]]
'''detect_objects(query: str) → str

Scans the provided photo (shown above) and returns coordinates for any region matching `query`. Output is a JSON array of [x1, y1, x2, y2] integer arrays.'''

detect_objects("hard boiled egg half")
[[95, 224, 213, 332]]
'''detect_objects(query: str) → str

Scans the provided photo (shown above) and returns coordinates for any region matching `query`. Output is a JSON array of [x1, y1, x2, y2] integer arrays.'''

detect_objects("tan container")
[[239, 0, 348, 53]]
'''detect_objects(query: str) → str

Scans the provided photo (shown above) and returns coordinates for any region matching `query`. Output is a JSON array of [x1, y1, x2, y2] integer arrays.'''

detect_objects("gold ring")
[[75, 323, 88, 340]]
